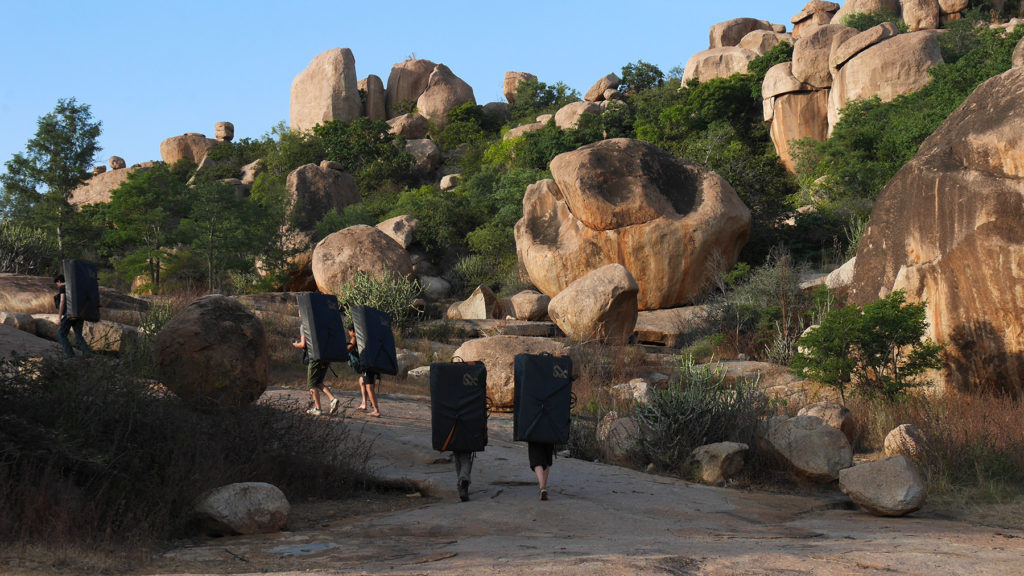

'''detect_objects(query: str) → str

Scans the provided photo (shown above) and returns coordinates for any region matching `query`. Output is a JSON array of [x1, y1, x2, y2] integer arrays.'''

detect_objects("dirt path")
[[149, 390, 1024, 575]]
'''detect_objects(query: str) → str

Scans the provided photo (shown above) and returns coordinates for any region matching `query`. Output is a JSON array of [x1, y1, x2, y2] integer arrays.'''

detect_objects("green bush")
[[635, 355, 776, 476], [433, 102, 503, 152], [0, 356, 372, 543], [791, 290, 945, 403], [838, 8, 907, 31], [0, 220, 57, 274], [619, 60, 664, 94], [336, 271, 423, 332], [313, 117, 414, 193], [508, 78, 580, 125]]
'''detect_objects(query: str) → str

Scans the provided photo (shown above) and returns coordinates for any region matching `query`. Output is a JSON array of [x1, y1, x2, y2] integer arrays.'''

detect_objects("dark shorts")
[[307, 359, 330, 390], [360, 369, 380, 384], [528, 442, 554, 470]]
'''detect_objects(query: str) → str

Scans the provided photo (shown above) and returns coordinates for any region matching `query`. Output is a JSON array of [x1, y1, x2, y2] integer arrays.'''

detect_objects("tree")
[[619, 60, 664, 94], [179, 180, 256, 293], [0, 98, 101, 260], [102, 162, 192, 293], [791, 290, 944, 403]]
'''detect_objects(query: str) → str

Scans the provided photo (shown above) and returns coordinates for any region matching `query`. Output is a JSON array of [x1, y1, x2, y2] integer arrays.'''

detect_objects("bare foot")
[[370, 411, 382, 418], [357, 405, 367, 411]]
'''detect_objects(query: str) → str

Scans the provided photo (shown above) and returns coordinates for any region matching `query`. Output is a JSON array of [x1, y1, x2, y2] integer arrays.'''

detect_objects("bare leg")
[[533, 465, 548, 489], [366, 376, 381, 417], [358, 377, 368, 410]]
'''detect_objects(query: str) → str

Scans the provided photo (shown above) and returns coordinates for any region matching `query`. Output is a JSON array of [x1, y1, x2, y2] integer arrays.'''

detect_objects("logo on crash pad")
[[552, 364, 569, 379]]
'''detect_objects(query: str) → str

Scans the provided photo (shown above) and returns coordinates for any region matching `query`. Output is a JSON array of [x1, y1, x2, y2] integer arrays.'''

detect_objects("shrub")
[[791, 290, 944, 403], [336, 271, 423, 332], [0, 356, 372, 544], [508, 78, 580, 125], [619, 60, 664, 94], [635, 355, 776, 476], [839, 8, 907, 31], [433, 103, 503, 152], [0, 220, 57, 274]]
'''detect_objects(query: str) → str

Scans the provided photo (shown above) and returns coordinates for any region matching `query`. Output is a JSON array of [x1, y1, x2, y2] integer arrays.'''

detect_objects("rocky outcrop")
[[405, 138, 443, 174], [311, 225, 414, 295], [290, 48, 361, 133], [376, 215, 418, 249], [682, 47, 759, 84], [792, 24, 858, 89], [33, 315, 141, 354], [359, 74, 386, 121], [798, 401, 854, 443], [415, 64, 475, 130], [791, 0, 840, 38], [504, 71, 537, 104], [387, 113, 430, 140], [547, 264, 638, 345], [1013, 35, 1024, 68], [902, 0, 941, 31], [848, 67, 1024, 394], [439, 174, 460, 190], [451, 285, 503, 320], [160, 133, 219, 166], [193, 482, 289, 535], [884, 423, 927, 459], [769, 90, 830, 171], [839, 456, 927, 516], [285, 163, 360, 231], [739, 30, 793, 54], [507, 290, 550, 321], [0, 273, 149, 321], [0, 311, 36, 334], [154, 294, 268, 409], [69, 165, 136, 206], [597, 412, 642, 466], [692, 442, 748, 485], [829, 31, 943, 132], [516, 139, 750, 310], [553, 101, 604, 130], [451, 335, 569, 407], [108, 156, 126, 169], [0, 324, 60, 360], [504, 122, 545, 140], [386, 58, 437, 118], [584, 73, 620, 102], [709, 18, 775, 48], [214, 121, 234, 142], [829, 22, 899, 74], [758, 414, 853, 482]]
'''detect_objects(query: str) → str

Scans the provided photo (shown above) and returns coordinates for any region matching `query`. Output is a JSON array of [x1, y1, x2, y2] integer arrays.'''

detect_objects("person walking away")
[[529, 442, 554, 500], [54, 274, 92, 359], [293, 331, 340, 416], [348, 326, 381, 417]]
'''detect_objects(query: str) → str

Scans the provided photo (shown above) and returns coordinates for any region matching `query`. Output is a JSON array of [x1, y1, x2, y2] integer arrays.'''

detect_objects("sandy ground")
[[146, 390, 1024, 576]]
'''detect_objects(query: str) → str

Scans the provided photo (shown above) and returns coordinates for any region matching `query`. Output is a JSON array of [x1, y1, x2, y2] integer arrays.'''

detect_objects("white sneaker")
[[329, 398, 340, 415], [306, 408, 322, 416]]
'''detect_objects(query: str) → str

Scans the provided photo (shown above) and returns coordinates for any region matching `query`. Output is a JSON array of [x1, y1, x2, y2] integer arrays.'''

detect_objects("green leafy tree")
[[1, 98, 101, 260], [179, 180, 258, 292], [313, 117, 413, 193], [838, 7, 907, 31], [433, 102, 503, 152], [508, 79, 580, 125], [102, 162, 192, 293], [791, 290, 944, 403], [619, 60, 664, 94]]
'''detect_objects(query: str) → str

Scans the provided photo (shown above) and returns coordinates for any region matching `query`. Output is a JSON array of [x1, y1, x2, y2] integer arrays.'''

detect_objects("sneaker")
[[458, 479, 470, 502], [329, 398, 340, 415], [540, 488, 548, 501], [306, 408, 322, 416]]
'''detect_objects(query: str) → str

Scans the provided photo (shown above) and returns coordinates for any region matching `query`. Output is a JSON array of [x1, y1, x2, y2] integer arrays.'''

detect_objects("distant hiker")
[[349, 326, 381, 417], [430, 359, 488, 502], [293, 330, 340, 416], [513, 353, 574, 501], [53, 274, 92, 359]]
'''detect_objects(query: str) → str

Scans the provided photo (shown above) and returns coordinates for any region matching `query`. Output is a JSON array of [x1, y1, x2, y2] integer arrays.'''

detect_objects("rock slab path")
[[151, 390, 1024, 575]]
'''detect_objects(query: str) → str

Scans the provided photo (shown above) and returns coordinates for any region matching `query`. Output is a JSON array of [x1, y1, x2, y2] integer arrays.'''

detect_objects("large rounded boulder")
[[452, 336, 569, 408], [515, 138, 750, 310], [548, 264, 638, 345], [386, 58, 437, 118], [154, 294, 267, 409], [848, 67, 1024, 394], [311, 225, 414, 295], [290, 48, 361, 133], [160, 133, 219, 166], [415, 64, 475, 131], [285, 162, 360, 231]]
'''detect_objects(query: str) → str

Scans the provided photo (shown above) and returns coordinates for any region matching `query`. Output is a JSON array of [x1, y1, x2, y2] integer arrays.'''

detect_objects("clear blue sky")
[[0, 0, 798, 173]]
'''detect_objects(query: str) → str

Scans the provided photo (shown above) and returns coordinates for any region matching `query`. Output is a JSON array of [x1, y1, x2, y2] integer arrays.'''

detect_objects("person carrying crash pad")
[[349, 326, 381, 417], [54, 273, 92, 359], [293, 330, 340, 416]]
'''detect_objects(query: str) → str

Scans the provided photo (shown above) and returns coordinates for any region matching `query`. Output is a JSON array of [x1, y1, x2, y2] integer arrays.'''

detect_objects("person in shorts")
[[529, 441, 554, 500], [349, 327, 381, 417], [293, 331, 339, 416]]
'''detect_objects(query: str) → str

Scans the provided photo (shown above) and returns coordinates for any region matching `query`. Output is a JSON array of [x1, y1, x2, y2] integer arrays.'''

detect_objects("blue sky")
[[0, 1, 798, 173]]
